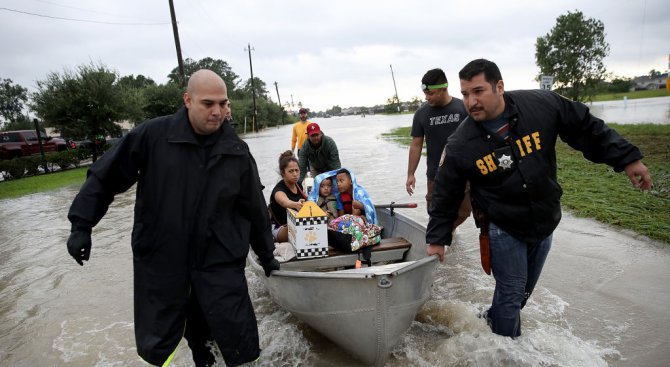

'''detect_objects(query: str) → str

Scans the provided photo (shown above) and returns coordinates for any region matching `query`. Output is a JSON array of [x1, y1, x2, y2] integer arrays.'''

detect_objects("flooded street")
[[588, 96, 670, 124], [1, 106, 669, 366]]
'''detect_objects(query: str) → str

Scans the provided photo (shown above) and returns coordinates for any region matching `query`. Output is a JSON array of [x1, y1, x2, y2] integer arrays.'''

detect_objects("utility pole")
[[168, 0, 186, 88], [245, 43, 258, 132], [274, 81, 284, 126], [390, 64, 401, 113]]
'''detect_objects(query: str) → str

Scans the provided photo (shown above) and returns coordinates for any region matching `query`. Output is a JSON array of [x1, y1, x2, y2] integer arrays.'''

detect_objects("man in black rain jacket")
[[66, 69, 279, 366]]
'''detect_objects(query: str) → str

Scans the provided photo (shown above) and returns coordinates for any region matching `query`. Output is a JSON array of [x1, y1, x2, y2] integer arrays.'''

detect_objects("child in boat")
[[335, 169, 365, 218], [316, 177, 338, 222], [329, 168, 382, 252]]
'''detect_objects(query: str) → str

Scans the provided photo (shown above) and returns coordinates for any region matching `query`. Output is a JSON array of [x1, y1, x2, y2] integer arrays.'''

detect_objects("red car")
[[0, 130, 68, 159]]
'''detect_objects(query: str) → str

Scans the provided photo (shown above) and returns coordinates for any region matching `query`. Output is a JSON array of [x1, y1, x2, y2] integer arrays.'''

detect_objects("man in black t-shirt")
[[406, 68, 471, 226]]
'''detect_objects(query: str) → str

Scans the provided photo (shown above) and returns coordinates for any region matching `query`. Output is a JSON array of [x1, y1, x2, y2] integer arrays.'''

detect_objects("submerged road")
[[1, 106, 669, 366]]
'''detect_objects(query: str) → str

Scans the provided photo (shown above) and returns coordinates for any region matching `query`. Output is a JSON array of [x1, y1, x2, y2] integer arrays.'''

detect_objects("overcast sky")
[[2, 0, 668, 112]]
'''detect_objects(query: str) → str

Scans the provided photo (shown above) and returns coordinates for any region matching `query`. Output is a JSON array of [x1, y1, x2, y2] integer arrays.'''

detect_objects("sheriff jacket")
[[298, 134, 342, 182], [68, 107, 276, 365], [427, 90, 643, 245]]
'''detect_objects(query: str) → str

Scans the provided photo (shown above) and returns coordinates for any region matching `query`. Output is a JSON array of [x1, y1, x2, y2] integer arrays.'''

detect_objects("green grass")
[[0, 167, 87, 200], [383, 124, 670, 244], [590, 89, 668, 102]]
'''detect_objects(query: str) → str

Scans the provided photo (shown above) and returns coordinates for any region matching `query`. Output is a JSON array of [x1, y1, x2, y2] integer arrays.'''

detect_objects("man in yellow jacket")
[[291, 107, 311, 154]]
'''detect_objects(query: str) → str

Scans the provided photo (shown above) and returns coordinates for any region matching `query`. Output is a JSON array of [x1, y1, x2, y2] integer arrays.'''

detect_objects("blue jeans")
[[487, 222, 552, 337]]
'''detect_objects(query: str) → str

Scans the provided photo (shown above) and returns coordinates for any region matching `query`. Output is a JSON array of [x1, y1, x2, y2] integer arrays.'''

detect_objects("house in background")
[[632, 73, 668, 90]]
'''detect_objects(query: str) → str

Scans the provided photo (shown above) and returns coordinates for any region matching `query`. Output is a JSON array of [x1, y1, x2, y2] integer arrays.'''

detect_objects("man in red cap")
[[297, 122, 341, 183], [291, 107, 312, 154]]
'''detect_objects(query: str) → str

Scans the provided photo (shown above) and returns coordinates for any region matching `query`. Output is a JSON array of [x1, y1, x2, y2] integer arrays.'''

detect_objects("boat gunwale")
[[267, 254, 438, 279]]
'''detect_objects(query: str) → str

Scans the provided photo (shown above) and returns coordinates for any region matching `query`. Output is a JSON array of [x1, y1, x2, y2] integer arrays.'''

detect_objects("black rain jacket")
[[427, 90, 643, 246], [68, 107, 276, 366]]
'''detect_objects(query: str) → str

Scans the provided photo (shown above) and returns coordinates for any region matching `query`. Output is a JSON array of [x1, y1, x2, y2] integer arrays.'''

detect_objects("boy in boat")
[[335, 169, 365, 218]]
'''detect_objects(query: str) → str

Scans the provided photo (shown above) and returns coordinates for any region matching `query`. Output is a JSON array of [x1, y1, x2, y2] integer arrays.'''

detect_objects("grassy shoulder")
[[383, 124, 670, 244], [590, 89, 668, 102], [0, 166, 87, 200]]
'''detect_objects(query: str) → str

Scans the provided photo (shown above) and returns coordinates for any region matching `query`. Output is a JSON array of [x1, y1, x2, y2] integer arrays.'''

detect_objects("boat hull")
[[248, 208, 437, 366]]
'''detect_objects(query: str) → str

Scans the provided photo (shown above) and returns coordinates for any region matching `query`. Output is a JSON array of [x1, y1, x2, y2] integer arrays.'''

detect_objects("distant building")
[[632, 73, 668, 90]]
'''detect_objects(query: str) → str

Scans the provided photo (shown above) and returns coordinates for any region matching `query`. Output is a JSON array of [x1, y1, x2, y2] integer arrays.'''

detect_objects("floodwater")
[[1, 108, 669, 367], [587, 96, 670, 124]]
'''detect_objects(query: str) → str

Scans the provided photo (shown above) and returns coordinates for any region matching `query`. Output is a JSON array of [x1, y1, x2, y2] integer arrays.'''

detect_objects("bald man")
[[66, 69, 279, 367]]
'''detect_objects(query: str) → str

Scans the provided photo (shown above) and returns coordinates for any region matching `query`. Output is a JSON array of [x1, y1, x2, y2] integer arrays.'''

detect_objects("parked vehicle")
[[0, 130, 68, 159]]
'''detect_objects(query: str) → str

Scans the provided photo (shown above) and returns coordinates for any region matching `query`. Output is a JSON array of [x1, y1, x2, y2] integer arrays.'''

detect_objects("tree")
[[142, 83, 184, 121], [649, 69, 662, 78], [384, 96, 400, 114], [535, 10, 610, 102], [241, 77, 269, 100], [31, 63, 134, 161], [326, 105, 342, 116], [167, 57, 240, 93], [118, 74, 156, 89], [0, 78, 29, 127], [607, 76, 633, 93], [408, 96, 422, 112], [1, 114, 33, 131]]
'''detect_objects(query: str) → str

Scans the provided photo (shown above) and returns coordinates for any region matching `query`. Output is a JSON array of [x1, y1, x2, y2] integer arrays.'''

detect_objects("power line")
[[30, 0, 162, 22], [0, 7, 170, 25]]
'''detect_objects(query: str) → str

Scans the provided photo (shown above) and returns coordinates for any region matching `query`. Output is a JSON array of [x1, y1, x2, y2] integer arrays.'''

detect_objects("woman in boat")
[[269, 150, 306, 242]]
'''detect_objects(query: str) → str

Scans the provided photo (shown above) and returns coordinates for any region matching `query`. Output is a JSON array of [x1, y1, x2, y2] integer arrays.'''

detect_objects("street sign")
[[540, 75, 554, 90]]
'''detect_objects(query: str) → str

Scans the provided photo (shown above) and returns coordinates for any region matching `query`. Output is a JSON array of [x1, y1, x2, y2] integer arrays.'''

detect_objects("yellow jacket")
[[291, 120, 311, 151]]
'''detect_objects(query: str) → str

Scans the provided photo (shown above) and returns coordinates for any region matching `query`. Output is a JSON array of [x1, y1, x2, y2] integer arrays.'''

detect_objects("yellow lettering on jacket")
[[476, 132, 542, 176], [522, 135, 533, 154], [532, 131, 542, 150], [514, 131, 542, 158], [476, 159, 488, 174], [483, 154, 497, 172], [515, 139, 526, 157]]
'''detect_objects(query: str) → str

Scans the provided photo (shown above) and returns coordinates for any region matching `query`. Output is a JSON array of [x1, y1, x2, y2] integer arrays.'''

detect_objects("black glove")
[[262, 258, 280, 277], [67, 227, 92, 266]]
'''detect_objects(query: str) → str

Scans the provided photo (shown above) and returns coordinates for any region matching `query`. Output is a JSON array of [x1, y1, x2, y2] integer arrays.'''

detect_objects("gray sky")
[[1, 0, 668, 112]]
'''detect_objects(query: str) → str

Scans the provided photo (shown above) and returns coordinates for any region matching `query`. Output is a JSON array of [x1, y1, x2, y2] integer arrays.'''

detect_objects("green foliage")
[[408, 96, 422, 112], [240, 77, 269, 100], [167, 57, 240, 91], [606, 76, 633, 93], [1, 158, 26, 179], [31, 63, 133, 151], [590, 88, 668, 102], [0, 166, 88, 199], [0, 150, 80, 180], [140, 83, 184, 122], [117, 74, 157, 124], [0, 78, 29, 127], [1, 115, 33, 131], [49, 150, 80, 170], [117, 74, 156, 89], [24, 156, 41, 176], [649, 69, 662, 78], [327, 106, 342, 116], [535, 10, 610, 102], [385, 96, 400, 113]]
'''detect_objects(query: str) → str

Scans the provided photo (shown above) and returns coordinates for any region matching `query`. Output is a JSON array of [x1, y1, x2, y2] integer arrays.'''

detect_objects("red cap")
[[299, 107, 308, 114], [307, 123, 321, 136]]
